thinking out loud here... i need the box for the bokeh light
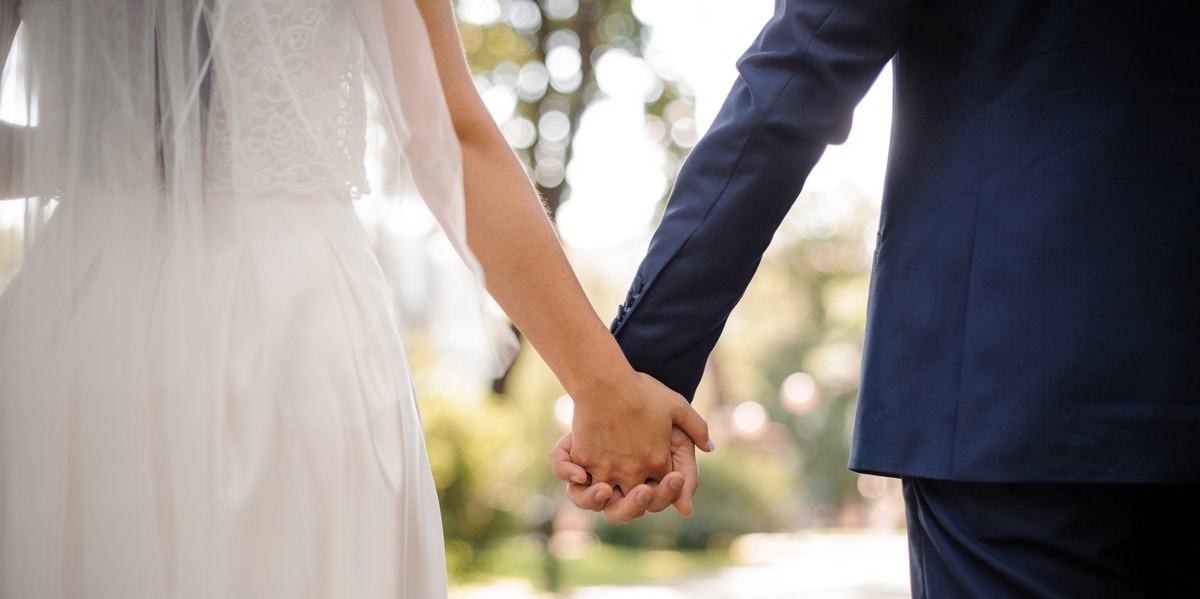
[780,372,820,414]
[731,400,768,439]
[480,82,517,122]
[554,394,573,430]
[506,0,542,33]
[595,48,662,103]
[517,61,549,101]
[557,98,665,248]
[500,117,537,149]
[537,110,571,143]
[545,29,582,93]
[542,0,579,22]
[456,0,502,25]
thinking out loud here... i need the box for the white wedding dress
[0,1,494,597]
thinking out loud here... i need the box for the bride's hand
[566,371,708,496]
[552,425,705,523]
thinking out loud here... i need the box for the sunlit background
[0,0,909,596]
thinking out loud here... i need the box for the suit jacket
[610,0,1200,482]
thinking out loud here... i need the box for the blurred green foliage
[478,536,734,588]
[419,384,524,578]
[594,446,800,550]
[408,335,569,583]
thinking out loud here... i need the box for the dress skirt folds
[1,192,448,598]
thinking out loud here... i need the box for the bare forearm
[410,0,711,499]
[458,125,635,396]
[411,0,636,398]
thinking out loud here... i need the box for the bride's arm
[404,0,712,504]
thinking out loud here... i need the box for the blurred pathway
[455,531,911,599]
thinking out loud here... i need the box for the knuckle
[646,453,670,473]
[588,465,612,482]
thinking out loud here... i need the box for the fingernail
[594,490,610,503]
[569,475,583,484]
[706,439,716,452]
[636,489,650,506]
[669,477,683,491]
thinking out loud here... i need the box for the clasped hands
[550,371,712,524]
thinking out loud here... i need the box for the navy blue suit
[611,0,1199,483]
[610,0,1200,593]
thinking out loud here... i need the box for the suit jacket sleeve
[610,0,922,399]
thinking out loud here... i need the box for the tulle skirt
[0,192,447,598]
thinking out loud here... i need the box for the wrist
[558,344,640,410]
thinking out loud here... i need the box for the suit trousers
[903,478,1200,598]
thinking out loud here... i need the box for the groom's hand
[565,371,709,496]
[551,426,705,523]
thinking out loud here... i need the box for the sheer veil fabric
[0,0,513,596]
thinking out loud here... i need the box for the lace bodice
[205,0,371,199]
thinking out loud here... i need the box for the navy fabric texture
[903,479,1200,597]
[610,0,1200,482]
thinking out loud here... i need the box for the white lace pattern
[205,0,371,199]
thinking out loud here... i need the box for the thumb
[671,398,713,453]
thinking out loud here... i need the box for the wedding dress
[0,1,509,597]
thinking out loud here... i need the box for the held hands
[552,426,704,523]
[551,372,713,524]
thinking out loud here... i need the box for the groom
[559,0,1200,595]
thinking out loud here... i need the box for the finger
[671,398,714,454]
[565,481,614,512]
[644,472,685,513]
[672,467,698,517]
[610,457,670,495]
[550,434,590,484]
[670,430,700,517]
[602,484,653,525]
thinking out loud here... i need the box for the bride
[0,0,708,596]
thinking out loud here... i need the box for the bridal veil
[1,0,515,596]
